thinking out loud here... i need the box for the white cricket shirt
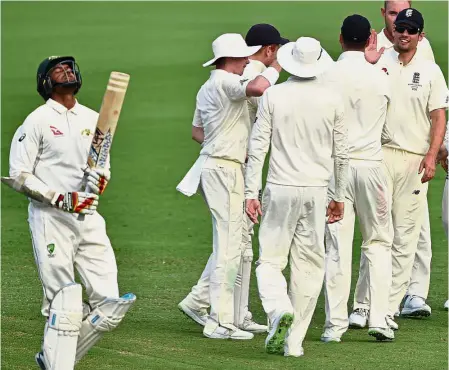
[324,51,390,161]
[379,49,449,156]
[245,77,349,199]
[243,59,267,124]
[377,28,435,62]
[9,99,99,194]
[192,69,252,164]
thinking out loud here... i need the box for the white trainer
[385,315,399,330]
[401,295,431,317]
[320,335,341,343]
[349,308,369,328]
[178,300,209,326]
[444,300,449,310]
[368,327,395,341]
[284,347,304,357]
[203,323,254,340]
[239,312,268,333]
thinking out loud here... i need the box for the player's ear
[418,32,424,41]
[339,34,344,47]
[381,7,386,17]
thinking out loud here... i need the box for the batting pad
[43,283,83,370]
[76,293,136,362]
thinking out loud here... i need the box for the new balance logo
[50,126,63,136]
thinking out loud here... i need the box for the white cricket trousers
[28,203,119,317]
[256,183,327,353]
[198,157,244,329]
[354,205,431,310]
[324,161,392,337]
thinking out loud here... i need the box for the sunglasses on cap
[395,25,420,35]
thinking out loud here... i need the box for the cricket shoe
[35,351,46,370]
[265,311,294,355]
[349,308,369,328]
[239,312,268,334]
[444,300,449,310]
[401,295,431,318]
[284,347,304,357]
[368,327,395,341]
[320,333,341,343]
[203,323,253,340]
[178,300,209,326]
[385,315,399,331]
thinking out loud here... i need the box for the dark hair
[342,39,368,50]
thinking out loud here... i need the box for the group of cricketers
[177,0,449,357]
[2,0,448,368]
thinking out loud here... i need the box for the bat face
[87,71,130,169]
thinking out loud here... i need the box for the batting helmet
[36,56,82,101]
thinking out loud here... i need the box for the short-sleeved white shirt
[377,28,435,62]
[9,99,99,193]
[192,69,251,164]
[379,49,449,155]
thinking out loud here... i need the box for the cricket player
[356,8,448,330]
[322,15,394,343]
[176,33,282,340]
[351,0,437,327]
[178,25,288,334]
[245,37,349,357]
[1,56,136,370]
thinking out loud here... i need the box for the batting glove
[85,168,111,195]
[51,192,99,215]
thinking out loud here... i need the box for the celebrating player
[351,0,438,327]
[176,33,281,340]
[359,8,447,330]
[1,56,136,370]
[245,37,349,356]
[322,15,394,343]
[178,25,288,334]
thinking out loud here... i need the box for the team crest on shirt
[81,128,93,137]
[408,72,422,91]
[50,125,64,136]
[47,243,56,257]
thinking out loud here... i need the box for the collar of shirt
[390,48,419,67]
[248,59,266,70]
[337,51,366,61]
[46,98,79,115]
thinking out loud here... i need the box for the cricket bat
[78,71,130,220]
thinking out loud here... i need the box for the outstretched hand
[365,30,385,65]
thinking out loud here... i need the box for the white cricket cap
[277,37,334,78]
[203,33,262,67]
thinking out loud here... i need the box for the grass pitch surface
[1,2,448,369]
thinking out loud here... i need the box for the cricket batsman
[245,37,349,356]
[351,0,438,327]
[359,8,447,330]
[178,24,288,334]
[1,56,136,369]
[176,33,281,340]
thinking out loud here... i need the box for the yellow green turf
[1,1,448,369]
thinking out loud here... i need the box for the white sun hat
[203,33,262,67]
[277,37,334,78]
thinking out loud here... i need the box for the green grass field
[1,1,448,369]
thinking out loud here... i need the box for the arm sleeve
[428,65,449,112]
[245,92,272,199]
[332,99,349,202]
[192,107,203,128]
[222,74,250,102]
[5,116,54,203]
